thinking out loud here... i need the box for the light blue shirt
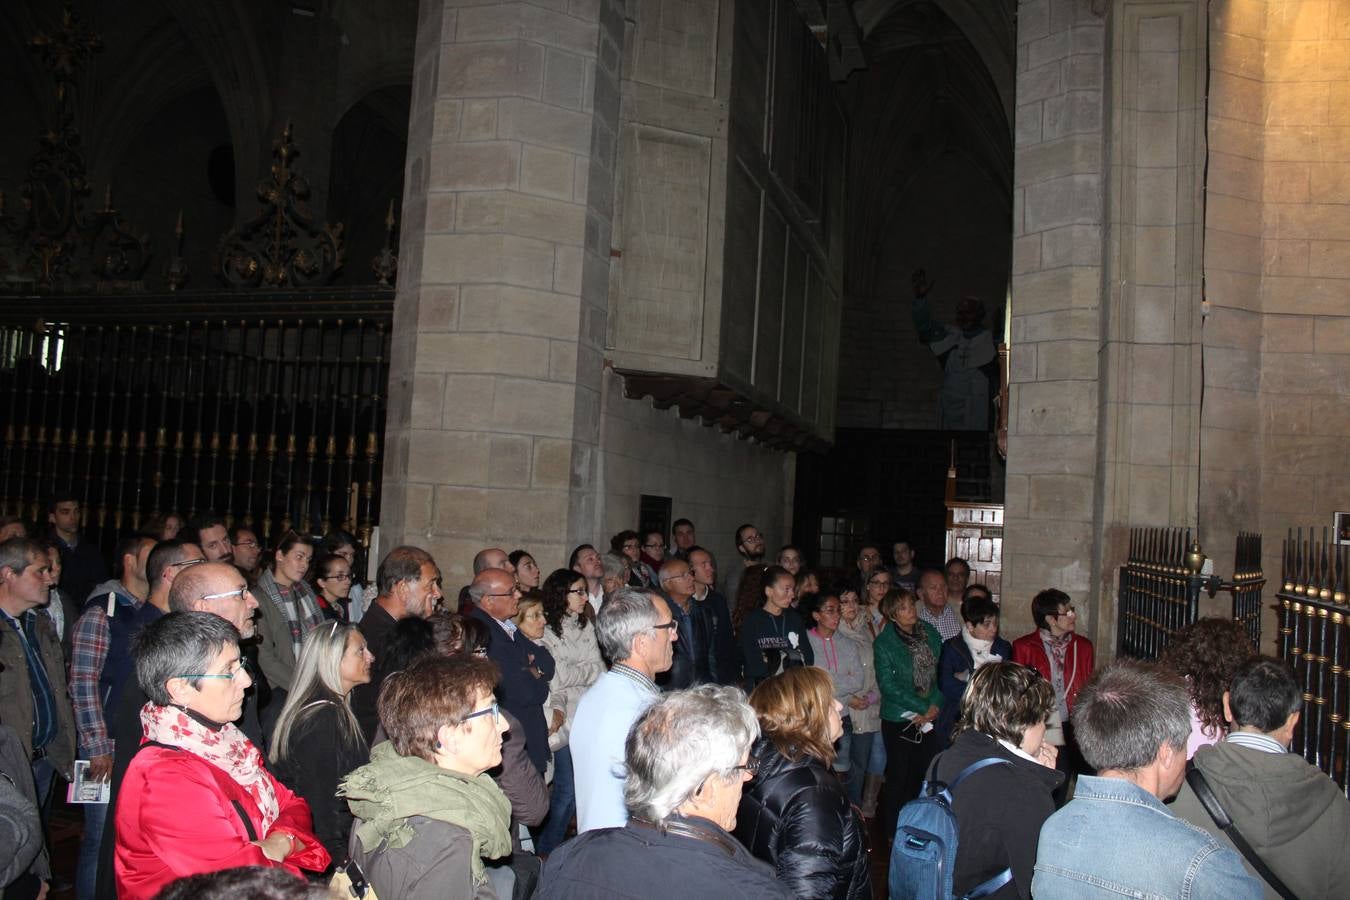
[570,664,659,832]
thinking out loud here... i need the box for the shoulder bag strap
[1185,762,1297,900]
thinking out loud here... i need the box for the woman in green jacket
[873,588,943,838]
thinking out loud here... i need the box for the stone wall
[598,368,793,569]
[1242,0,1350,588]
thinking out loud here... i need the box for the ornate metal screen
[0,291,391,553]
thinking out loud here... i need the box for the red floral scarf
[140,703,280,832]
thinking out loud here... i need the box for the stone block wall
[598,368,792,568]
[1249,0,1350,584]
[1004,0,1110,638]
[1005,0,1350,653]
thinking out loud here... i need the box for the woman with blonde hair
[735,666,871,900]
[269,620,374,868]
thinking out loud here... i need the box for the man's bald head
[167,561,259,638]
[468,567,520,621]
[473,547,512,575]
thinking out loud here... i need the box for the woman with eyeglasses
[269,620,373,870]
[322,531,368,622]
[834,585,885,817]
[310,552,356,623]
[341,655,514,900]
[255,532,325,700]
[533,568,605,854]
[114,612,329,900]
[734,666,871,900]
[913,662,1062,900]
[1011,589,1094,737]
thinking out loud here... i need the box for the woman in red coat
[114,612,329,900]
[1011,589,1094,722]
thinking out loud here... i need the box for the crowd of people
[0,503,1346,899]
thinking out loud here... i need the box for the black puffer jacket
[734,736,871,900]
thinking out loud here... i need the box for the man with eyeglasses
[572,587,676,832]
[94,560,267,899]
[69,534,157,899]
[0,538,78,849]
[656,559,702,690]
[467,567,552,776]
[724,524,766,610]
[687,546,741,686]
[143,540,206,617]
[856,544,883,587]
[228,526,262,580]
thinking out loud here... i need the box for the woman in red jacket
[114,612,329,900]
[1011,589,1094,725]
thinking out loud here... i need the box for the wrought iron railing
[1117,527,1264,660]
[1278,527,1350,794]
[0,290,392,554]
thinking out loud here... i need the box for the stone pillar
[1004,0,1111,637]
[380,0,625,581]
[1006,0,1207,644]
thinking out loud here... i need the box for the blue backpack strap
[948,756,1012,791]
[964,867,1014,899]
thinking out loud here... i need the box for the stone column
[1005,0,1208,644]
[380,0,625,581]
[1004,0,1111,637]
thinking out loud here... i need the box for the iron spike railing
[1277,527,1350,794]
[0,291,392,557]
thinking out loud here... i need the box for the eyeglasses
[322,572,353,581]
[650,622,678,633]
[232,540,259,550]
[1055,606,1077,617]
[644,542,666,551]
[167,558,206,571]
[484,590,520,600]
[663,572,694,581]
[566,587,588,595]
[462,702,499,724]
[199,586,250,604]
[859,553,881,562]
[733,761,758,776]
[175,657,250,682]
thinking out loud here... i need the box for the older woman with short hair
[114,612,328,900]
[875,587,944,836]
[341,655,513,900]
[907,663,1062,900]
[538,685,786,899]
[736,667,871,900]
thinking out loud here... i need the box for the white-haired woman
[538,685,786,899]
[270,620,374,868]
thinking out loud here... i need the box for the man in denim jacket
[1033,662,1262,899]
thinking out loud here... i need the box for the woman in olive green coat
[873,588,943,838]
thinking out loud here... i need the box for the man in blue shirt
[571,587,676,832]
[1033,662,1261,899]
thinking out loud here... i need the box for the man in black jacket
[655,558,702,690]
[688,546,740,685]
[350,545,442,742]
[46,494,107,612]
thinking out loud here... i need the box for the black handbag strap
[1185,762,1296,900]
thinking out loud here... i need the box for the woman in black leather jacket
[735,667,872,900]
